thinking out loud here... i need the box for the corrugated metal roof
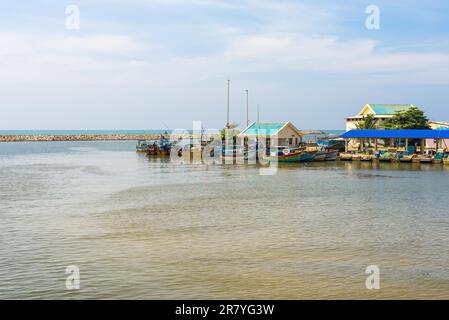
[368,104,413,115]
[341,130,449,139]
[240,122,286,135]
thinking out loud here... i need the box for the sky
[1,0,449,130]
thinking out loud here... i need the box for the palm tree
[355,114,377,149]
[355,114,378,130]
[220,123,240,140]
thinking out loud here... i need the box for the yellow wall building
[345,104,416,131]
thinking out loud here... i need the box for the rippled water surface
[1,141,449,299]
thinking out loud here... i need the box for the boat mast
[245,89,249,126]
[226,80,230,129]
[257,104,260,123]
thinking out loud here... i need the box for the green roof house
[239,121,303,147]
[346,104,416,131]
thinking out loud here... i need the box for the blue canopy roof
[341,130,449,139]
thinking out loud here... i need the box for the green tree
[355,114,378,149]
[384,107,430,129]
[219,123,240,140]
[355,114,378,130]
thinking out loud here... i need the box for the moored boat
[398,151,414,163]
[432,152,445,164]
[379,152,394,162]
[412,155,422,163]
[312,150,328,161]
[339,153,353,161]
[267,147,316,163]
[324,150,339,161]
[137,137,173,156]
[420,154,433,164]
[300,150,318,162]
[147,142,162,155]
[317,139,345,151]
[312,149,339,161]
[399,154,415,163]
[136,140,150,153]
[360,154,372,161]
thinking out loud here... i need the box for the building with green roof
[239,121,303,147]
[346,104,416,131]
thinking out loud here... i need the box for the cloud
[2,28,449,94]
[44,35,145,55]
[0,32,159,88]
[1,0,449,129]
[214,33,449,83]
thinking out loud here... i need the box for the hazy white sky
[1,0,449,130]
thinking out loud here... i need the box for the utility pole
[226,80,230,129]
[245,89,249,126]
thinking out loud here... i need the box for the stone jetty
[0,133,221,142]
[0,134,164,142]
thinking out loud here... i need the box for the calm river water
[1,140,449,299]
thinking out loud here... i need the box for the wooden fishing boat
[432,152,445,164]
[312,149,339,161]
[399,154,415,162]
[379,152,394,162]
[267,147,315,163]
[137,137,173,156]
[317,139,345,151]
[302,150,318,162]
[325,150,339,161]
[398,151,414,163]
[136,140,150,153]
[339,153,353,161]
[360,154,372,161]
[420,154,433,164]
[313,150,328,161]
[147,142,162,155]
[351,154,362,161]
